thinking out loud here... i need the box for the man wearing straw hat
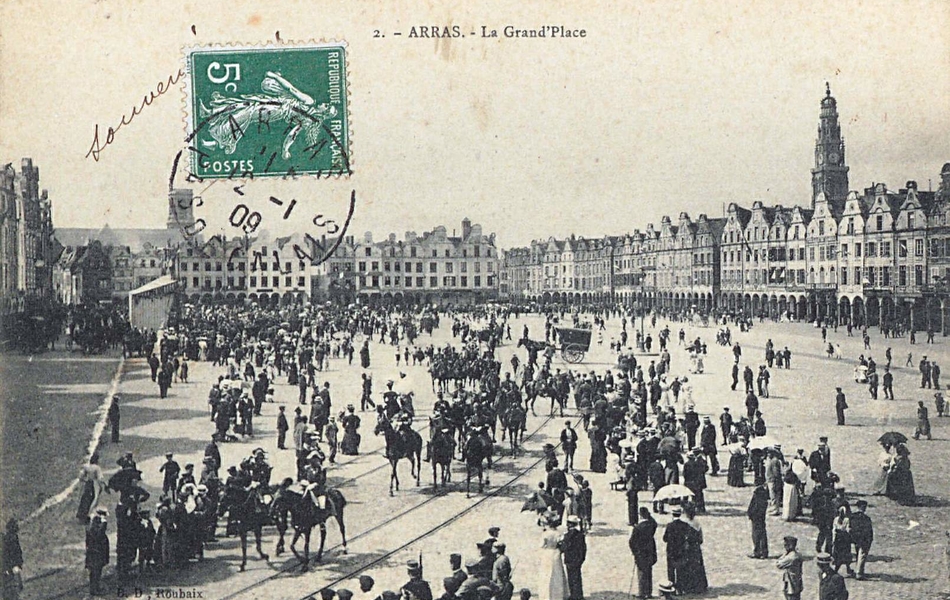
[816,552,849,599]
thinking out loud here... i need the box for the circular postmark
[168,43,357,295]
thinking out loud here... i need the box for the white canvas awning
[128,275,178,330]
[129,275,177,297]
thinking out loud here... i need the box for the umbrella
[653,484,695,502]
[748,435,780,450]
[791,458,810,480]
[878,432,907,446]
[521,491,556,513]
[657,436,681,457]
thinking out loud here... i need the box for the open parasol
[653,484,695,502]
[748,435,780,450]
[521,490,556,513]
[877,431,908,446]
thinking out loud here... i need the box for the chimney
[363,231,373,243]
[462,218,472,239]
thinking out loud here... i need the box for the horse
[516,337,548,353]
[374,418,423,495]
[282,485,347,571]
[462,429,494,498]
[217,483,272,571]
[501,403,527,454]
[430,429,456,488]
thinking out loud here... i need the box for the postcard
[1,1,948,599]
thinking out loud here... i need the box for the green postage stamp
[185,42,350,179]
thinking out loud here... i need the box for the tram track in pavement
[219,413,559,600]
[40,413,436,600]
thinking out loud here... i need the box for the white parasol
[653,484,695,502]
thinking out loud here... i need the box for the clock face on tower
[829,152,839,165]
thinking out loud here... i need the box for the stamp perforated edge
[179,39,353,181]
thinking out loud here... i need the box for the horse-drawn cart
[555,327,593,363]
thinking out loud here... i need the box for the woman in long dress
[886,444,916,505]
[77,453,106,523]
[781,465,801,521]
[680,505,709,593]
[727,441,748,487]
[538,512,568,600]
[588,425,607,473]
[872,443,892,495]
[831,507,855,576]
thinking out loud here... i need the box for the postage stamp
[184,42,350,179]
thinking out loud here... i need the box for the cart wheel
[562,344,585,364]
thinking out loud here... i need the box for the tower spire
[811,83,849,209]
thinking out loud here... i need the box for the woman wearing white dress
[538,511,568,600]
[872,442,892,495]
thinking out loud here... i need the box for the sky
[1,0,948,249]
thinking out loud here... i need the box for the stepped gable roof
[706,217,727,240]
[732,205,752,228]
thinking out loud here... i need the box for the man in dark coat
[719,407,733,445]
[85,509,110,596]
[560,421,578,470]
[147,353,160,381]
[682,450,708,513]
[849,500,874,580]
[683,406,700,449]
[816,552,849,599]
[745,391,759,421]
[252,372,268,416]
[159,453,180,500]
[919,356,931,389]
[276,406,289,449]
[629,507,657,600]
[882,368,894,399]
[400,559,433,600]
[809,439,832,485]
[561,516,587,600]
[699,416,719,474]
[747,482,770,559]
[743,366,755,394]
[662,506,691,590]
[108,396,121,443]
[834,388,848,425]
[625,467,640,526]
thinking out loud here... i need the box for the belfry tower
[811,82,850,211]
[167,189,195,231]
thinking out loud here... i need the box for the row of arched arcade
[515,290,950,334]
[185,291,308,306]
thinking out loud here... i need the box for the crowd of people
[10,296,943,600]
